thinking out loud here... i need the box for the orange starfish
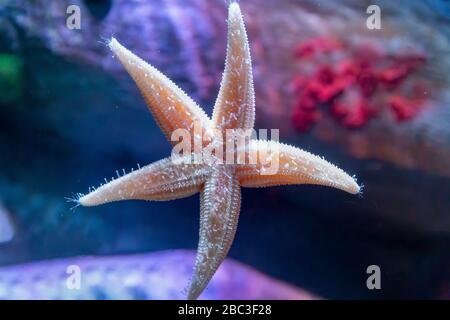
[76,3,360,300]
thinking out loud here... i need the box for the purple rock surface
[0,250,317,300]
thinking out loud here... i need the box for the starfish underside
[78,3,360,300]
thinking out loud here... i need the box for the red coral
[341,101,376,129]
[389,95,424,121]
[294,37,343,59]
[290,37,428,132]
[357,69,378,98]
[292,107,321,132]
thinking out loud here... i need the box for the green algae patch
[0,54,24,105]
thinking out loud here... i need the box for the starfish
[76,2,360,300]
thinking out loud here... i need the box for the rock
[0,250,317,300]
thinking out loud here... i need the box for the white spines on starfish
[79,157,208,206]
[236,140,360,194]
[109,38,213,145]
[212,2,255,133]
[187,166,241,300]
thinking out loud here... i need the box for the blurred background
[0,0,449,299]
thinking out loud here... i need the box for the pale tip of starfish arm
[306,166,361,196]
[76,177,133,207]
[342,175,361,195]
[64,192,101,210]
[108,38,129,62]
[77,193,95,207]
[317,159,361,195]
[108,38,129,61]
[229,1,241,15]
[77,184,115,207]
[228,2,245,28]
[108,37,119,52]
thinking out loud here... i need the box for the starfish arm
[109,38,212,145]
[78,157,208,206]
[236,140,361,194]
[187,166,241,300]
[212,3,255,132]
